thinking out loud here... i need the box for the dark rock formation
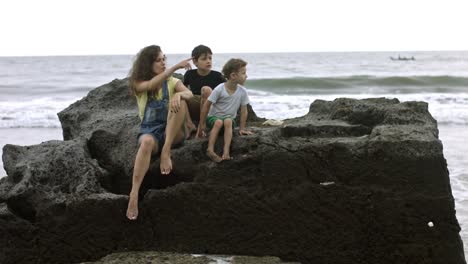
[0,78,465,264]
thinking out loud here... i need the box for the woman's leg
[127,135,158,220]
[160,100,188,174]
[222,118,233,160]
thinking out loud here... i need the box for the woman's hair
[222,58,247,80]
[128,45,161,94]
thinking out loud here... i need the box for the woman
[126,45,193,220]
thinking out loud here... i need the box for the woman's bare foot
[160,151,172,175]
[126,191,138,220]
[206,149,222,163]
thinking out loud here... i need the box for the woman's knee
[139,135,156,151]
[180,100,189,112]
[201,86,212,98]
[168,100,188,119]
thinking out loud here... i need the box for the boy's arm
[197,100,212,138]
[239,105,254,135]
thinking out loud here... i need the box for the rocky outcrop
[0,78,465,264]
[80,251,299,264]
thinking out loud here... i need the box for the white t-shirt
[207,83,250,119]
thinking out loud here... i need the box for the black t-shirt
[183,70,226,95]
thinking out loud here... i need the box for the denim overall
[138,81,169,151]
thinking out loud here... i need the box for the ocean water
[0,51,467,257]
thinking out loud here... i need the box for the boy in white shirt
[198,58,254,162]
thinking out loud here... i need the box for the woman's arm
[174,80,193,101]
[133,58,192,94]
[169,80,193,113]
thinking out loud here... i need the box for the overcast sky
[1,0,467,56]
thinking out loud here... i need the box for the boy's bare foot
[185,122,197,140]
[206,149,222,163]
[222,153,233,160]
[126,191,138,220]
[160,152,172,175]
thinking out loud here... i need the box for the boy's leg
[160,101,187,175]
[200,86,213,112]
[127,135,158,220]
[206,118,223,163]
[222,118,233,160]
[196,87,213,139]
[185,96,199,139]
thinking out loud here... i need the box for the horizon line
[1,49,468,58]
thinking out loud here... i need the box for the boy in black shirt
[183,45,226,138]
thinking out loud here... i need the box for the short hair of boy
[222,59,247,80]
[191,45,213,60]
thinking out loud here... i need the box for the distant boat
[390,55,415,61]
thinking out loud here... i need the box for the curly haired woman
[126,45,193,220]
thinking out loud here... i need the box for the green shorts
[206,116,237,130]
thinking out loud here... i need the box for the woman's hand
[175,57,193,71]
[170,93,181,113]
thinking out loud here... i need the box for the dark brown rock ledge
[0,78,465,264]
